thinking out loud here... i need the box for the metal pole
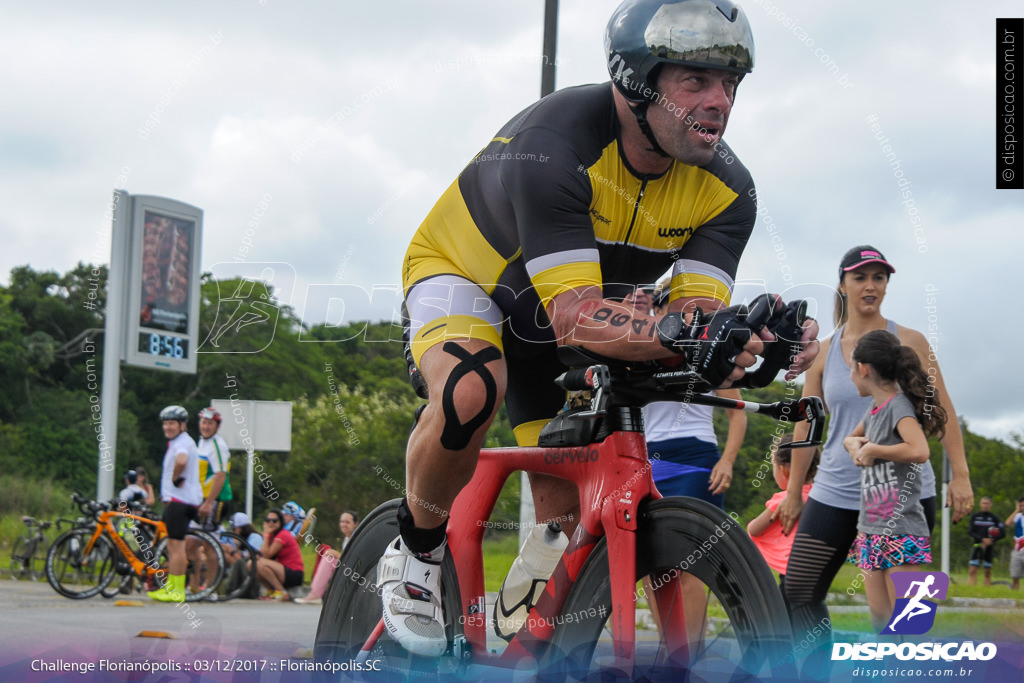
[541,0,559,97]
[97,191,129,500]
[247,400,255,520]
[520,0,561,547]
[941,451,950,576]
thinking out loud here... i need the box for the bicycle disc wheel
[46,529,118,599]
[314,499,465,677]
[540,497,793,681]
[215,531,258,602]
[30,537,49,581]
[154,529,226,602]
[10,537,28,580]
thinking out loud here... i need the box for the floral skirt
[848,532,931,571]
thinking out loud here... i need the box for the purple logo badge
[883,571,949,635]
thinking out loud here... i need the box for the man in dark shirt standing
[968,496,1004,586]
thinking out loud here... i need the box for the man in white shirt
[148,405,203,602]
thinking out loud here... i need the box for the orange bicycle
[45,493,224,601]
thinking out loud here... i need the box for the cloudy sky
[2,1,1021,443]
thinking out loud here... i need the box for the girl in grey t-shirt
[843,330,947,633]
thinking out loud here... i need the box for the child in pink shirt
[748,435,820,583]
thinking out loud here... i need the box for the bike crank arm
[355,619,386,664]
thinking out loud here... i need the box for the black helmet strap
[630,100,670,158]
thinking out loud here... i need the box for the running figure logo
[884,571,949,635]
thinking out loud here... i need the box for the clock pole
[97,190,131,500]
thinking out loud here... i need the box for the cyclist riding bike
[381,0,819,656]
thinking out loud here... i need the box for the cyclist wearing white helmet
[384,0,819,656]
[149,405,202,603]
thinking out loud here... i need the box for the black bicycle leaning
[10,516,53,581]
[213,530,260,601]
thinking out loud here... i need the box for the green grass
[830,609,1024,640]
[480,534,1024,606]
[830,563,1024,601]
[482,532,520,592]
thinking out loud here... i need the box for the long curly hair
[852,330,946,439]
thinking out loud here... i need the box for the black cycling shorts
[199,501,231,531]
[163,501,199,540]
[282,567,304,589]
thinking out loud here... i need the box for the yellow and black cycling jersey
[402,82,756,444]
[404,81,755,346]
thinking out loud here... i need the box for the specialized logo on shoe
[884,571,948,635]
[406,585,431,602]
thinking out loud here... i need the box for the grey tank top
[809,321,936,510]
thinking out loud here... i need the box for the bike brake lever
[554,365,610,417]
[775,396,826,448]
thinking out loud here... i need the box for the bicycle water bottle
[493,521,568,641]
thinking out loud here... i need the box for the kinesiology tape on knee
[398,498,448,555]
[439,342,501,451]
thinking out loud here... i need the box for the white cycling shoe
[377,536,447,657]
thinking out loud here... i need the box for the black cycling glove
[657,304,754,389]
[657,294,810,389]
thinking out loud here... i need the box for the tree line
[1,263,1022,566]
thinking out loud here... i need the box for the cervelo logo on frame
[885,570,948,635]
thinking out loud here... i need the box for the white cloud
[2,0,1021,442]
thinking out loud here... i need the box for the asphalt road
[7,578,1020,683]
[0,579,324,681]
[0,579,659,683]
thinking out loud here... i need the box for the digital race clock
[137,332,189,360]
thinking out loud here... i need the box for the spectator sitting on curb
[282,501,305,535]
[296,510,360,605]
[222,512,263,599]
[256,508,304,601]
[227,512,263,555]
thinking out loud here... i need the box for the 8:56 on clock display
[138,332,189,359]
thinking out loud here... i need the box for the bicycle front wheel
[154,529,226,602]
[30,537,49,581]
[46,529,117,599]
[100,573,134,599]
[541,497,793,681]
[314,499,464,675]
[10,537,29,580]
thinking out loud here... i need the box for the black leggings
[783,496,937,643]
